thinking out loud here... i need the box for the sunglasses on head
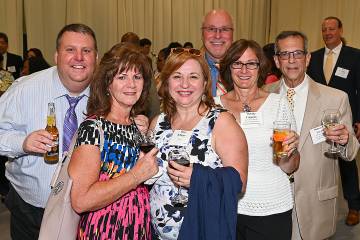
[170,47,201,56]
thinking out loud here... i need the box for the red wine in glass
[140,143,155,153]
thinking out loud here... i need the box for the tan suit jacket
[263,77,359,239]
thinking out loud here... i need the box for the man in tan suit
[263,31,359,239]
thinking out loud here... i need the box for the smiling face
[322,18,343,49]
[202,10,233,62]
[230,48,259,91]
[168,59,206,109]
[274,36,311,88]
[55,31,97,94]
[108,67,144,109]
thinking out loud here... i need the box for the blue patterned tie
[63,94,84,152]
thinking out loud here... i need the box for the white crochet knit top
[214,93,293,216]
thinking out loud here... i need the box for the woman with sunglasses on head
[216,39,300,239]
[148,48,248,240]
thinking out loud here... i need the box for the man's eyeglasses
[202,26,234,34]
[170,48,201,56]
[276,50,306,60]
[231,61,260,70]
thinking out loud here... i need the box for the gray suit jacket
[263,77,359,239]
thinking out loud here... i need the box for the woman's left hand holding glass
[278,130,300,174]
[167,161,193,188]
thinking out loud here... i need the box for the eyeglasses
[276,50,306,60]
[231,61,260,70]
[202,26,234,34]
[170,48,201,56]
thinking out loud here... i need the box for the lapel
[317,48,326,83]
[298,79,321,150]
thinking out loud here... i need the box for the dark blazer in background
[6,52,23,79]
[307,45,360,123]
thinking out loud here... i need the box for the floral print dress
[75,117,151,240]
[150,108,225,240]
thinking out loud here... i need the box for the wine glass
[135,130,156,153]
[321,109,340,154]
[168,148,190,206]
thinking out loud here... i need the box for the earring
[201,94,206,101]
[106,92,110,96]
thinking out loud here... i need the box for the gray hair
[274,31,308,54]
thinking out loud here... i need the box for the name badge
[168,130,192,146]
[310,126,326,144]
[335,67,349,79]
[7,66,16,73]
[240,112,263,128]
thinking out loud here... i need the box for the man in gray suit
[263,31,359,239]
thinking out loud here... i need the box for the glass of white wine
[321,109,340,154]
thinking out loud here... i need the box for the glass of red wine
[136,130,156,153]
[168,149,190,206]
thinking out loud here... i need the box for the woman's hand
[278,130,300,174]
[167,161,193,188]
[131,148,159,184]
[134,115,149,133]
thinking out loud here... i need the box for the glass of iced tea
[273,121,291,163]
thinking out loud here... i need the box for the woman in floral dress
[148,48,249,239]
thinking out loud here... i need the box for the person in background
[262,43,282,85]
[149,48,248,239]
[183,42,194,49]
[217,39,299,239]
[21,56,51,76]
[68,43,158,240]
[263,30,359,240]
[140,38,152,56]
[0,54,14,96]
[0,32,23,79]
[201,9,234,97]
[0,23,98,240]
[121,32,140,46]
[307,16,360,226]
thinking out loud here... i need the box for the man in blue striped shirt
[0,23,97,240]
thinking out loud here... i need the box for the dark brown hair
[158,50,215,122]
[220,39,270,90]
[87,43,153,117]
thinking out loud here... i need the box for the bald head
[202,9,233,62]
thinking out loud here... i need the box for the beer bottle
[44,102,59,163]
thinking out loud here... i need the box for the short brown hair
[220,39,270,90]
[158,50,215,122]
[56,23,97,51]
[87,43,153,117]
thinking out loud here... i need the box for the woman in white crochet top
[215,39,300,240]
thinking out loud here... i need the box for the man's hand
[22,130,55,154]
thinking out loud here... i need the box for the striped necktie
[63,94,84,152]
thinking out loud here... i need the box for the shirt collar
[325,42,342,55]
[52,67,90,99]
[280,74,309,94]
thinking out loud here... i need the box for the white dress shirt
[0,66,89,207]
[279,75,310,134]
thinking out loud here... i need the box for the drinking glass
[168,149,190,206]
[273,121,291,164]
[322,109,340,154]
[135,129,156,153]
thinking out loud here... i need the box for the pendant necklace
[239,88,259,112]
